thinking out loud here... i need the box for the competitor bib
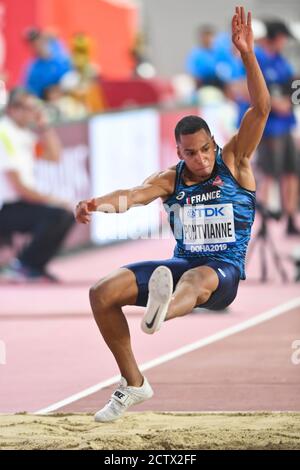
[181,203,236,246]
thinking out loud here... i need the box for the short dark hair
[175,115,211,143]
[198,24,215,35]
[265,21,292,40]
[24,27,42,42]
[7,87,30,108]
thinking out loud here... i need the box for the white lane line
[35,297,300,414]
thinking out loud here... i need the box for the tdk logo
[187,207,225,218]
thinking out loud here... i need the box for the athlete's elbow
[255,97,271,117]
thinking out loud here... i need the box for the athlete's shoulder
[161,165,177,187]
[221,138,256,191]
[143,166,177,196]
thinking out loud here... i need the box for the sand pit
[0,412,299,450]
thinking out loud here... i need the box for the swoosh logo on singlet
[145,307,160,329]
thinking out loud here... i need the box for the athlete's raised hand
[232,6,254,54]
[75,198,97,224]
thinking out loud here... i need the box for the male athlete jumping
[75,7,271,422]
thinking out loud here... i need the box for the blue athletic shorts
[123,257,240,310]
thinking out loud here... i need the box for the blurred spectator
[43,82,89,122]
[131,32,156,79]
[23,28,72,99]
[186,25,222,89]
[69,33,106,113]
[131,32,147,71]
[215,41,245,87]
[72,33,98,82]
[186,26,245,92]
[0,88,74,282]
[242,21,299,235]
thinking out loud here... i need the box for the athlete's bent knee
[196,288,212,306]
[89,279,117,312]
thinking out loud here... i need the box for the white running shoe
[94,376,153,423]
[141,266,173,335]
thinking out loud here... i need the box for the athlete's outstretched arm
[225,7,271,164]
[75,169,175,224]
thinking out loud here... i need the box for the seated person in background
[0,88,74,282]
[43,83,89,122]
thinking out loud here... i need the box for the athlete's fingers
[81,210,91,222]
[232,14,238,31]
[240,6,245,24]
[80,213,91,224]
[75,201,92,224]
[87,198,97,212]
[235,6,240,26]
[79,201,91,215]
[247,11,252,27]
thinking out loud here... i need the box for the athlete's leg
[166,266,219,320]
[89,268,143,387]
[142,260,240,334]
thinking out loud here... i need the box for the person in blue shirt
[75,8,271,422]
[237,21,299,234]
[214,31,246,85]
[186,26,247,91]
[186,25,223,89]
[23,28,72,99]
